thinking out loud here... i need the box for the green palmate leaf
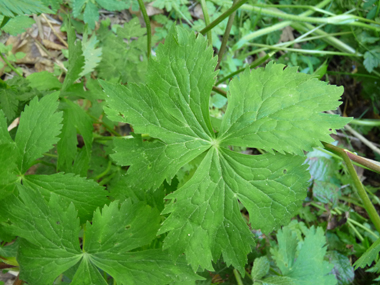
[62,25,85,91]
[0,0,51,17]
[354,237,380,269]
[266,224,336,285]
[101,26,349,271]
[2,186,200,285]
[22,173,108,223]
[57,99,93,176]
[15,93,62,173]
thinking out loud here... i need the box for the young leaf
[101,26,349,271]
[251,256,270,280]
[15,92,62,173]
[80,34,102,77]
[83,1,99,30]
[62,25,85,91]
[2,186,201,284]
[363,49,380,73]
[267,225,336,285]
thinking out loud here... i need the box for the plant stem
[216,0,238,69]
[322,142,380,233]
[350,119,380,126]
[200,0,248,36]
[0,53,22,76]
[347,220,364,241]
[216,53,270,85]
[137,0,151,58]
[246,43,359,57]
[345,124,380,156]
[93,160,112,181]
[212,86,227,97]
[233,269,243,285]
[241,5,380,32]
[200,0,212,46]
[348,218,379,239]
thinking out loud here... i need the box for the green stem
[350,119,380,126]
[338,195,364,208]
[43,153,58,158]
[348,217,379,239]
[212,86,227,97]
[327,71,379,79]
[88,113,121,137]
[247,43,359,57]
[137,0,151,58]
[233,269,243,285]
[347,220,364,241]
[200,0,212,46]
[241,5,380,32]
[216,53,270,85]
[216,0,238,69]
[322,142,380,233]
[93,160,112,181]
[234,0,332,49]
[0,53,22,76]
[200,0,248,36]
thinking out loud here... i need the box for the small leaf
[27,71,61,91]
[251,256,270,280]
[364,50,380,73]
[1,15,35,35]
[354,237,380,269]
[83,1,99,30]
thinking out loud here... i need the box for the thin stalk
[233,269,243,285]
[246,43,359,57]
[347,220,365,241]
[43,152,58,158]
[88,113,121,137]
[323,142,380,233]
[234,0,332,49]
[200,0,212,46]
[137,0,151,58]
[216,0,238,69]
[350,119,380,127]
[241,5,380,32]
[212,86,227,97]
[345,124,380,156]
[348,218,379,239]
[338,196,364,208]
[0,53,22,76]
[93,160,112,181]
[200,0,249,36]
[215,53,271,85]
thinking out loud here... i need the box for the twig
[41,14,68,48]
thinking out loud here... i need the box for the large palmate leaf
[101,26,350,271]
[1,186,200,284]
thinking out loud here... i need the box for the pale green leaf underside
[102,26,349,271]
[2,187,200,285]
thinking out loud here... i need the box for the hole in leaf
[56,221,60,225]
[329,128,332,132]
[126,225,131,230]
[283,169,287,174]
